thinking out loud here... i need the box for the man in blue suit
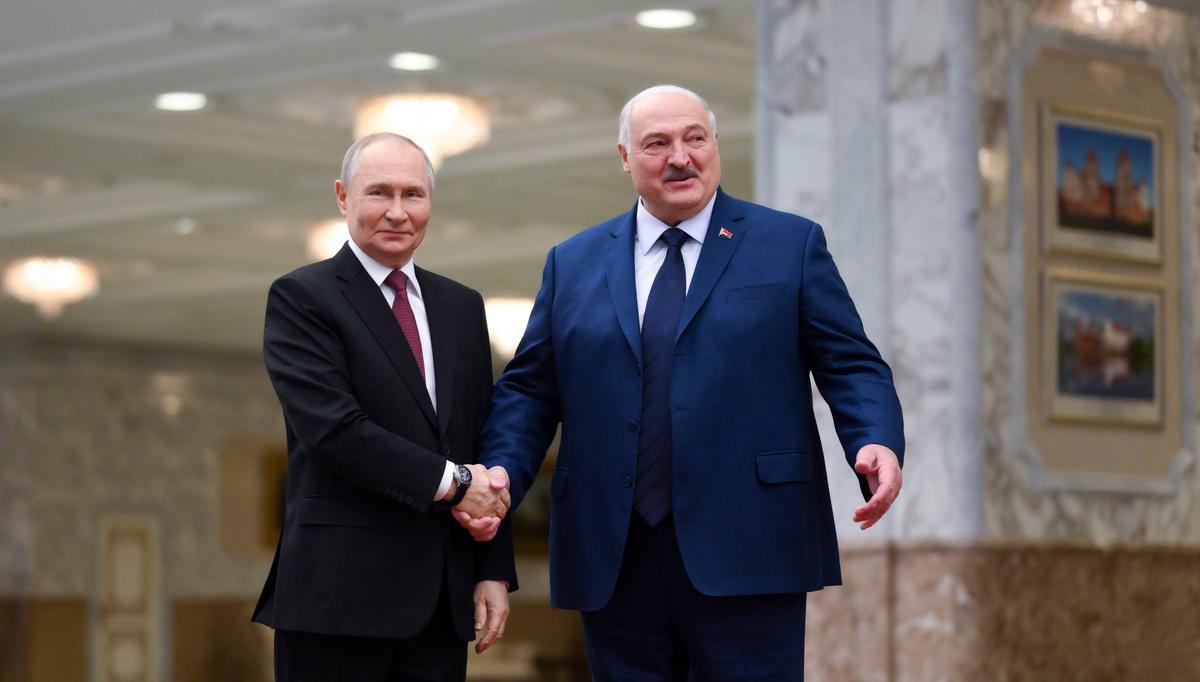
[459,85,905,680]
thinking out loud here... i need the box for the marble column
[756,0,984,541]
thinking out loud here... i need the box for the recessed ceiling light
[174,217,197,235]
[389,52,440,71]
[155,92,207,112]
[635,9,697,30]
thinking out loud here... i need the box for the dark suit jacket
[252,244,517,640]
[481,188,903,611]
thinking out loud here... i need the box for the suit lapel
[677,189,746,341]
[604,206,643,365]
[335,246,438,430]
[417,267,455,438]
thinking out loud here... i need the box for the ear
[617,144,631,174]
[334,179,349,216]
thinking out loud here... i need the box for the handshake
[446,464,511,542]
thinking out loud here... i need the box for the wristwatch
[447,464,472,506]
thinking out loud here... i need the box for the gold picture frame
[1043,269,1164,427]
[1040,105,1162,263]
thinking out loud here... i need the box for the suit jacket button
[440,444,450,456]
[623,475,632,488]
[627,420,638,432]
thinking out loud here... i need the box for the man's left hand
[852,444,902,530]
[472,580,510,654]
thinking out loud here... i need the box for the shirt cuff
[434,461,455,501]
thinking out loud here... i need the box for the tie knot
[383,270,408,293]
[660,228,688,250]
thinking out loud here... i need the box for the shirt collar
[346,239,423,300]
[635,192,716,255]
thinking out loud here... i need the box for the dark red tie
[383,270,425,380]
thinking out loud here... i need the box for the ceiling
[0,0,757,351]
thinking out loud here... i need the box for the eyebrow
[362,182,426,193]
[640,123,708,141]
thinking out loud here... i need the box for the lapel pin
[719,227,733,239]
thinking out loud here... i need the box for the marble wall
[978,0,1200,544]
[0,340,280,600]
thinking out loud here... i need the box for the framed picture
[1044,270,1163,426]
[1042,106,1161,262]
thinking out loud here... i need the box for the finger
[489,466,510,489]
[477,610,500,653]
[854,460,879,475]
[468,516,499,529]
[470,519,501,541]
[473,595,487,632]
[452,510,474,527]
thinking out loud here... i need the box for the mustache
[662,166,699,182]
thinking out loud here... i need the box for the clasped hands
[449,464,511,542]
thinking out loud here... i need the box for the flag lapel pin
[719,227,733,239]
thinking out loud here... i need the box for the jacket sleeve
[469,290,520,591]
[797,223,905,496]
[263,274,447,513]
[479,247,563,509]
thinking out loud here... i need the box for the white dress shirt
[346,239,454,500]
[634,193,716,327]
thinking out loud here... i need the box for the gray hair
[340,132,437,193]
[617,85,718,149]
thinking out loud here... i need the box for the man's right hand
[453,466,510,542]
[448,464,510,521]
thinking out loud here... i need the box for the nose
[385,196,408,222]
[667,140,689,167]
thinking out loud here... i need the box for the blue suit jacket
[482,189,904,611]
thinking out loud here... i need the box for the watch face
[455,465,471,485]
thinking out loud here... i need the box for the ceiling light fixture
[635,9,698,30]
[174,217,197,235]
[389,52,440,71]
[3,256,100,318]
[1069,0,1149,28]
[354,93,490,169]
[307,219,350,260]
[154,92,208,112]
[484,297,535,359]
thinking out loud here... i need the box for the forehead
[629,92,711,136]
[353,140,428,186]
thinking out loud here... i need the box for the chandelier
[1069,0,1149,28]
[307,219,350,260]
[3,256,99,318]
[484,297,534,359]
[354,93,490,169]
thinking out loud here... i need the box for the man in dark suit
[253,132,517,682]
[457,86,905,680]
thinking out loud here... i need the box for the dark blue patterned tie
[635,227,689,527]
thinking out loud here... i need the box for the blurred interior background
[1,1,1198,680]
